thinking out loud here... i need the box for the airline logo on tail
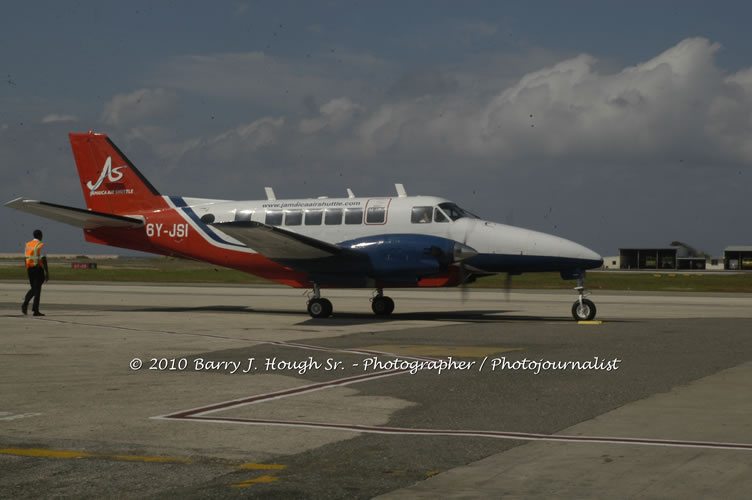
[86,157,131,196]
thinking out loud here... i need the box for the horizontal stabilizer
[211,221,343,260]
[5,198,145,229]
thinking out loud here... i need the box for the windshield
[437,202,480,221]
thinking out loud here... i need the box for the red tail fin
[69,132,163,214]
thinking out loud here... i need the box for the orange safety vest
[25,240,45,269]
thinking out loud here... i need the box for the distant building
[614,246,737,271]
[724,246,752,270]
[603,256,620,269]
[619,246,687,270]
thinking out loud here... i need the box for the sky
[2,1,752,257]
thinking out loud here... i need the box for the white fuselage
[167,194,602,273]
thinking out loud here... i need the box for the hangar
[724,246,752,270]
[618,246,685,270]
[617,246,722,271]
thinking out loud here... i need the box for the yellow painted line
[653,274,662,278]
[237,463,287,470]
[232,475,279,488]
[361,345,524,358]
[578,321,603,325]
[0,447,191,464]
[426,470,441,477]
[0,448,93,459]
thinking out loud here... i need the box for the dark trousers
[24,266,45,313]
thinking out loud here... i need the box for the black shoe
[22,304,28,315]
[33,312,45,317]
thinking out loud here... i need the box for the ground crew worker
[22,229,49,316]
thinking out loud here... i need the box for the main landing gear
[307,283,333,319]
[371,288,395,316]
[571,272,597,321]
[306,285,395,318]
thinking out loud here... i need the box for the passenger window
[344,208,363,225]
[265,210,283,226]
[305,210,323,225]
[234,209,253,222]
[366,207,386,224]
[285,210,302,226]
[324,209,343,225]
[434,208,448,223]
[411,206,433,223]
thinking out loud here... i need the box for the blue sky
[2,1,752,256]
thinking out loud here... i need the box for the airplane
[6,132,603,320]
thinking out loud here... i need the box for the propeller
[455,220,476,303]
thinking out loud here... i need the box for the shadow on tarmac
[100,304,614,325]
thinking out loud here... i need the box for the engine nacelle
[340,234,475,283]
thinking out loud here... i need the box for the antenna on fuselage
[347,188,355,199]
[264,187,276,200]
[395,184,407,197]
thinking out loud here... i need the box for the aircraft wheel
[308,298,333,318]
[372,296,395,316]
[572,299,596,321]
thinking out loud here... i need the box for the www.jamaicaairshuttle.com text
[141,356,622,375]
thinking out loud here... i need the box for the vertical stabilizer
[69,132,162,214]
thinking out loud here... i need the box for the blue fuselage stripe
[466,254,602,273]
[170,196,246,248]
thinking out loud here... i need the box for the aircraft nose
[567,242,603,268]
[527,230,603,269]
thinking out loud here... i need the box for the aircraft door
[365,198,391,225]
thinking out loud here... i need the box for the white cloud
[343,37,752,165]
[101,88,179,126]
[299,98,362,134]
[41,114,77,123]
[139,37,752,173]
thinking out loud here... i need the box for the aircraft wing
[5,198,145,229]
[211,221,347,260]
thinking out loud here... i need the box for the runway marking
[159,416,752,452]
[237,463,287,470]
[232,474,279,488]
[0,447,192,463]
[154,369,408,419]
[0,411,41,421]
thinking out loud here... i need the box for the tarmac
[1,281,752,498]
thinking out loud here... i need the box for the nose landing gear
[571,272,597,321]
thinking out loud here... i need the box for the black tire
[320,298,333,317]
[308,299,332,318]
[572,298,597,321]
[372,296,395,316]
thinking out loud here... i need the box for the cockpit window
[434,208,448,223]
[437,202,479,221]
[411,206,433,223]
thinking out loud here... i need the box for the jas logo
[87,157,126,192]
